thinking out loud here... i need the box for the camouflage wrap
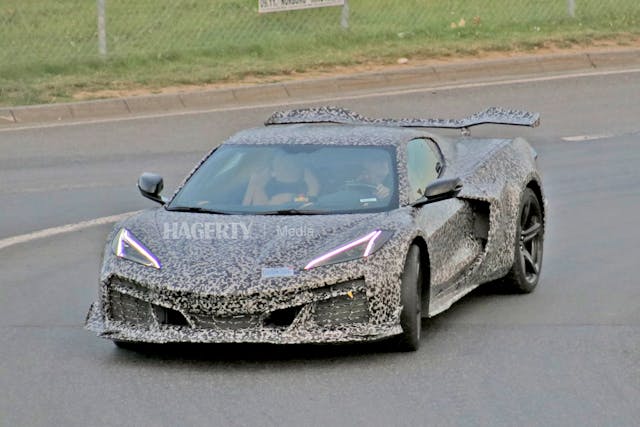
[86,111,545,345]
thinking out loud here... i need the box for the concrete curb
[2,48,639,126]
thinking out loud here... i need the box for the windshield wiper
[166,206,231,215]
[167,206,329,215]
[257,209,329,216]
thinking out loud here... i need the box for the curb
[1,48,639,126]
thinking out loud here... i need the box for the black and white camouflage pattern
[265,106,541,129]
[86,111,545,345]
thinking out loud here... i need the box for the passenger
[243,152,319,206]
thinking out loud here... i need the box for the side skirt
[427,282,481,317]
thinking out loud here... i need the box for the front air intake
[264,306,303,328]
[108,290,154,326]
[314,291,369,326]
[153,305,189,327]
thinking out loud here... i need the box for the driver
[354,157,392,200]
[243,152,319,206]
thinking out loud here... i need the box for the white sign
[261,267,295,278]
[259,0,345,14]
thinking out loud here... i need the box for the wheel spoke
[522,222,541,242]
[522,247,540,274]
[521,200,531,227]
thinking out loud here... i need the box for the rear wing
[265,106,540,132]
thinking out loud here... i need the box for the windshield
[168,144,398,214]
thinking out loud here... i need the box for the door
[406,138,484,310]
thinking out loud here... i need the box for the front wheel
[501,188,544,293]
[395,245,423,351]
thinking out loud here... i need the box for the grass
[1,0,639,106]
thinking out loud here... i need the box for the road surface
[1,68,639,426]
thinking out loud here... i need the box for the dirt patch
[72,37,640,101]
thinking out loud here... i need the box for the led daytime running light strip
[117,229,161,269]
[304,230,381,270]
[364,230,382,257]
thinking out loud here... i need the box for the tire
[500,188,544,293]
[395,245,423,352]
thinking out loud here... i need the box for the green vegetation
[1,0,638,106]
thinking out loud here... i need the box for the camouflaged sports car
[86,106,545,351]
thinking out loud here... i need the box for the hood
[110,208,412,293]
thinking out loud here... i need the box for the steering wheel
[343,182,378,193]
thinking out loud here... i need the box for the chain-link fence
[2,1,638,79]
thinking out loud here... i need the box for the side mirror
[138,173,165,205]
[412,177,463,207]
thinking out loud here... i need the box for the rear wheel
[395,245,423,351]
[501,188,544,293]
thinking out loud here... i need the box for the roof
[225,123,432,147]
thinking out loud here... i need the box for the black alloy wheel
[502,188,544,293]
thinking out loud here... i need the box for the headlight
[111,228,161,269]
[304,230,393,270]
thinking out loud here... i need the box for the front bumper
[86,303,400,344]
[85,276,402,344]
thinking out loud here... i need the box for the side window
[406,138,441,202]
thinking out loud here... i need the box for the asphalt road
[1,69,640,427]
